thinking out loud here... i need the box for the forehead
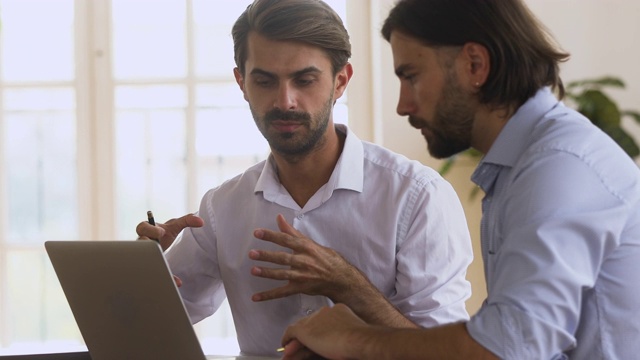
[389,31,440,71]
[244,32,332,75]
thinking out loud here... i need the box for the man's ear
[333,62,353,101]
[460,42,490,89]
[233,67,249,101]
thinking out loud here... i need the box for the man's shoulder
[360,140,441,183]
[529,108,627,162]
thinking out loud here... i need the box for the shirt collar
[482,87,560,167]
[472,87,560,192]
[254,124,364,202]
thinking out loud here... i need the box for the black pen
[147,210,159,242]
[147,210,156,226]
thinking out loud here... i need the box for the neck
[272,125,345,208]
[471,104,515,154]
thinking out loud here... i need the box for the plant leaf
[601,126,640,159]
[566,76,625,91]
[622,110,640,125]
[576,90,621,128]
[438,157,455,176]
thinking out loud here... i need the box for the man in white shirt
[137,0,472,356]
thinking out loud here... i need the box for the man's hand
[249,214,365,303]
[281,304,369,360]
[250,214,416,328]
[135,213,204,251]
[136,213,204,288]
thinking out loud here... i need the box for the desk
[0,353,279,360]
[0,352,90,360]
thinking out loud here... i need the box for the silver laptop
[45,240,278,360]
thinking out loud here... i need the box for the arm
[391,176,473,326]
[250,214,417,328]
[281,304,498,360]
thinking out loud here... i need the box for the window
[0,0,348,354]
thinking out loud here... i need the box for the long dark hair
[381,0,570,108]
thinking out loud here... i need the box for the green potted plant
[564,76,640,158]
[440,76,640,197]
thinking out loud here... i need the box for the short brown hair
[381,0,570,109]
[232,0,351,75]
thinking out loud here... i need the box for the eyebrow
[249,66,322,79]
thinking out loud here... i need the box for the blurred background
[0,0,638,355]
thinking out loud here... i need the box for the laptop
[45,240,278,360]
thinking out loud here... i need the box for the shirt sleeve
[165,189,227,324]
[467,151,626,359]
[393,175,474,326]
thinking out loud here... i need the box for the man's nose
[274,83,297,110]
[396,85,415,116]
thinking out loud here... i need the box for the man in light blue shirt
[465,86,640,359]
[280,0,640,359]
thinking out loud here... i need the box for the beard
[412,73,475,159]
[250,95,333,158]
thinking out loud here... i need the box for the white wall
[355,0,640,314]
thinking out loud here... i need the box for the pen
[147,210,159,242]
[147,210,156,226]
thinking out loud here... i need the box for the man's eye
[255,78,274,87]
[403,74,416,81]
[296,77,315,86]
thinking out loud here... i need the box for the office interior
[0,0,638,356]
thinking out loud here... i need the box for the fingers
[169,213,205,230]
[254,214,309,251]
[281,340,318,360]
[251,284,295,302]
[276,214,304,237]
[253,228,299,250]
[282,339,304,356]
[136,221,165,240]
[136,213,203,239]
[173,275,183,288]
[248,248,294,266]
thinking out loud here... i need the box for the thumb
[182,213,205,228]
[166,213,204,234]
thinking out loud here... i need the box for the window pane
[195,84,269,195]
[112,0,187,80]
[192,0,347,78]
[195,108,267,156]
[195,82,246,108]
[3,88,78,243]
[0,0,75,82]
[115,85,188,239]
[192,0,252,78]
[6,250,81,346]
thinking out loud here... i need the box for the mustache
[408,115,427,129]
[264,109,311,123]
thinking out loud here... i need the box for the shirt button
[305,309,314,315]
[297,213,304,220]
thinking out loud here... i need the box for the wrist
[344,324,387,360]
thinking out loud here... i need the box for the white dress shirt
[466,88,640,359]
[167,124,473,356]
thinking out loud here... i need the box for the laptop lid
[45,240,208,360]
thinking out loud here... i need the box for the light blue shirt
[167,124,473,356]
[466,88,640,359]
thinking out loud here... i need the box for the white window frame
[0,0,375,352]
